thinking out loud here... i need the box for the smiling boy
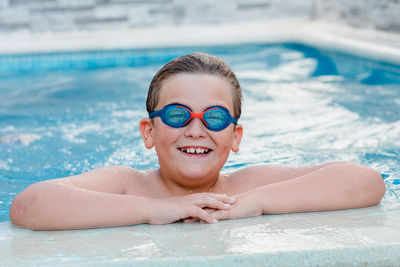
[10,53,386,230]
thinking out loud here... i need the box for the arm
[229,161,344,188]
[212,162,386,220]
[10,166,147,230]
[10,180,150,230]
[10,166,235,230]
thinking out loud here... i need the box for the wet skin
[139,73,243,196]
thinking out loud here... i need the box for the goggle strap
[149,110,160,118]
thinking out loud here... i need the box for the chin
[182,169,211,180]
[179,168,217,183]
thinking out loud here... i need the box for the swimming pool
[0,43,399,223]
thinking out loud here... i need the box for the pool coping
[1,19,400,65]
[1,201,400,266]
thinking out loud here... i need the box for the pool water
[0,44,399,222]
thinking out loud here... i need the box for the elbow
[10,197,25,228]
[348,162,386,206]
[10,194,30,229]
[10,186,43,230]
[365,167,386,206]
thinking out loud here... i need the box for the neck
[157,169,224,197]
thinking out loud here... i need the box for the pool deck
[1,201,400,266]
[1,19,400,65]
[1,20,400,266]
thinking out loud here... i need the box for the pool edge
[1,20,400,65]
[2,204,400,266]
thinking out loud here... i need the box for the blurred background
[0,0,399,34]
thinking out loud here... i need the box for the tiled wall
[0,0,399,33]
[0,0,312,32]
[314,0,400,32]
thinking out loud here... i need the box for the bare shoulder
[53,165,145,194]
[76,165,142,182]
[93,165,159,195]
[124,169,166,197]
[76,166,164,197]
[97,165,142,178]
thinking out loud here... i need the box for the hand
[147,193,236,224]
[208,189,264,221]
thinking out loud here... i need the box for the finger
[190,207,218,224]
[183,217,199,223]
[205,193,236,204]
[217,194,237,204]
[203,208,217,214]
[197,197,232,210]
[211,209,231,221]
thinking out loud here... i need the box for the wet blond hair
[146,53,242,119]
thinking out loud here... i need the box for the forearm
[258,162,385,214]
[10,181,151,230]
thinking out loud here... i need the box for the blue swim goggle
[149,104,238,131]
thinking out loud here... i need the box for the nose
[184,117,207,138]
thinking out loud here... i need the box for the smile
[179,147,211,155]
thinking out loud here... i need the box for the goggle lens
[203,108,229,130]
[164,106,190,126]
[149,104,237,131]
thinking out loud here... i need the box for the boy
[10,53,385,230]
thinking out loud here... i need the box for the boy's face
[140,73,243,187]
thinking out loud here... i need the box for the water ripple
[0,44,399,221]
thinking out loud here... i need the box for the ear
[231,124,243,153]
[139,118,155,149]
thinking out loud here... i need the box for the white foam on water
[0,160,10,170]
[0,133,41,146]
[61,123,102,144]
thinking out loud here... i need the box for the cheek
[212,132,234,152]
[154,123,180,145]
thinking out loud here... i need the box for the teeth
[181,147,209,154]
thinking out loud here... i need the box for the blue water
[1,44,400,222]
